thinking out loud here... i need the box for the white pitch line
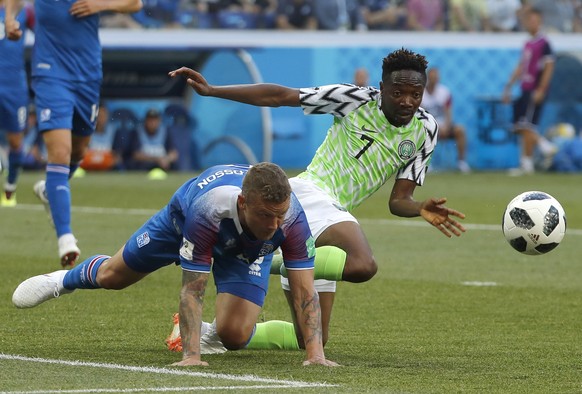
[0,354,336,390]
[10,203,582,235]
[2,385,320,394]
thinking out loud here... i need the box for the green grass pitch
[0,170,581,393]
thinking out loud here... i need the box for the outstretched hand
[303,356,340,367]
[168,67,212,96]
[171,356,209,367]
[420,197,466,237]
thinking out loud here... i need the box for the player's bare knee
[218,329,249,350]
[345,255,377,282]
[361,256,378,280]
[71,147,88,163]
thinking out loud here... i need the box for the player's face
[380,70,426,127]
[238,194,290,241]
[145,116,161,134]
[524,12,542,35]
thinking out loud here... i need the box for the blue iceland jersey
[167,164,315,275]
[32,0,101,81]
[0,4,34,85]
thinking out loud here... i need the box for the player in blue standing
[12,162,339,367]
[0,0,34,207]
[4,0,142,266]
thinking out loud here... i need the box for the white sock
[521,156,534,171]
[537,137,556,155]
[201,321,212,337]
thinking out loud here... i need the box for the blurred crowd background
[100,0,582,34]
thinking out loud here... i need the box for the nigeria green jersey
[298,84,438,211]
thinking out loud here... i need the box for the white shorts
[281,177,358,293]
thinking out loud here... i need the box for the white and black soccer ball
[502,191,567,255]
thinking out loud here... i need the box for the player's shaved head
[242,162,291,205]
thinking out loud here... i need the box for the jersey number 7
[355,134,374,159]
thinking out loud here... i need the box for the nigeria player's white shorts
[280,177,359,292]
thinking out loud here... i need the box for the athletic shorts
[0,84,28,132]
[32,77,100,135]
[280,177,359,292]
[122,207,270,306]
[513,90,544,131]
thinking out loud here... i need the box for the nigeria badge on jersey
[398,140,416,160]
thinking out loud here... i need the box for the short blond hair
[242,162,291,204]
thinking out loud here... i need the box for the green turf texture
[1,170,581,393]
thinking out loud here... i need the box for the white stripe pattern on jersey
[298,84,438,211]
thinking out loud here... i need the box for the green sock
[246,320,299,350]
[280,246,346,281]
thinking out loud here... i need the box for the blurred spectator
[313,0,367,31]
[422,67,471,173]
[255,0,278,28]
[214,0,259,29]
[406,0,445,31]
[360,0,407,30]
[80,104,125,171]
[486,0,521,32]
[126,108,179,171]
[575,1,582,32]
[132,0,183,28]
[174,0,210,28]
[100,12,144,28]
[448,0,489,31]
[276,0,318,30]
[353,67,369,86]
[526,0,578,33]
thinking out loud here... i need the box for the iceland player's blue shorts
[32,77,100,135]
[122,207,271,307]
[0,85,28,132]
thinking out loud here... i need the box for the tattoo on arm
[179,270,208,358]
[300,292,322,346]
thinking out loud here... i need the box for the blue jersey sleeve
[280,205,315,270]
[179,218,217,273]
[178,191,221,272]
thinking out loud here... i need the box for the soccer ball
[502,191,566,255]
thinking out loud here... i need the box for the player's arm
[69,0,142,18]
[172,269,210,367]
[4,0,23,40]
[502,63,523,103]
[389,179,466,237]
[533,58,555,104]
[168,67,301,107]
[286,268,338,367]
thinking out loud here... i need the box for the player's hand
[501,88,511,104]
[171,356,209,367]
[5,18,22,40]
[168,67,213,96]
[70,0,101,18]
[303,356,340,367]
[420,197,466,237]
[532,89,546,104]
